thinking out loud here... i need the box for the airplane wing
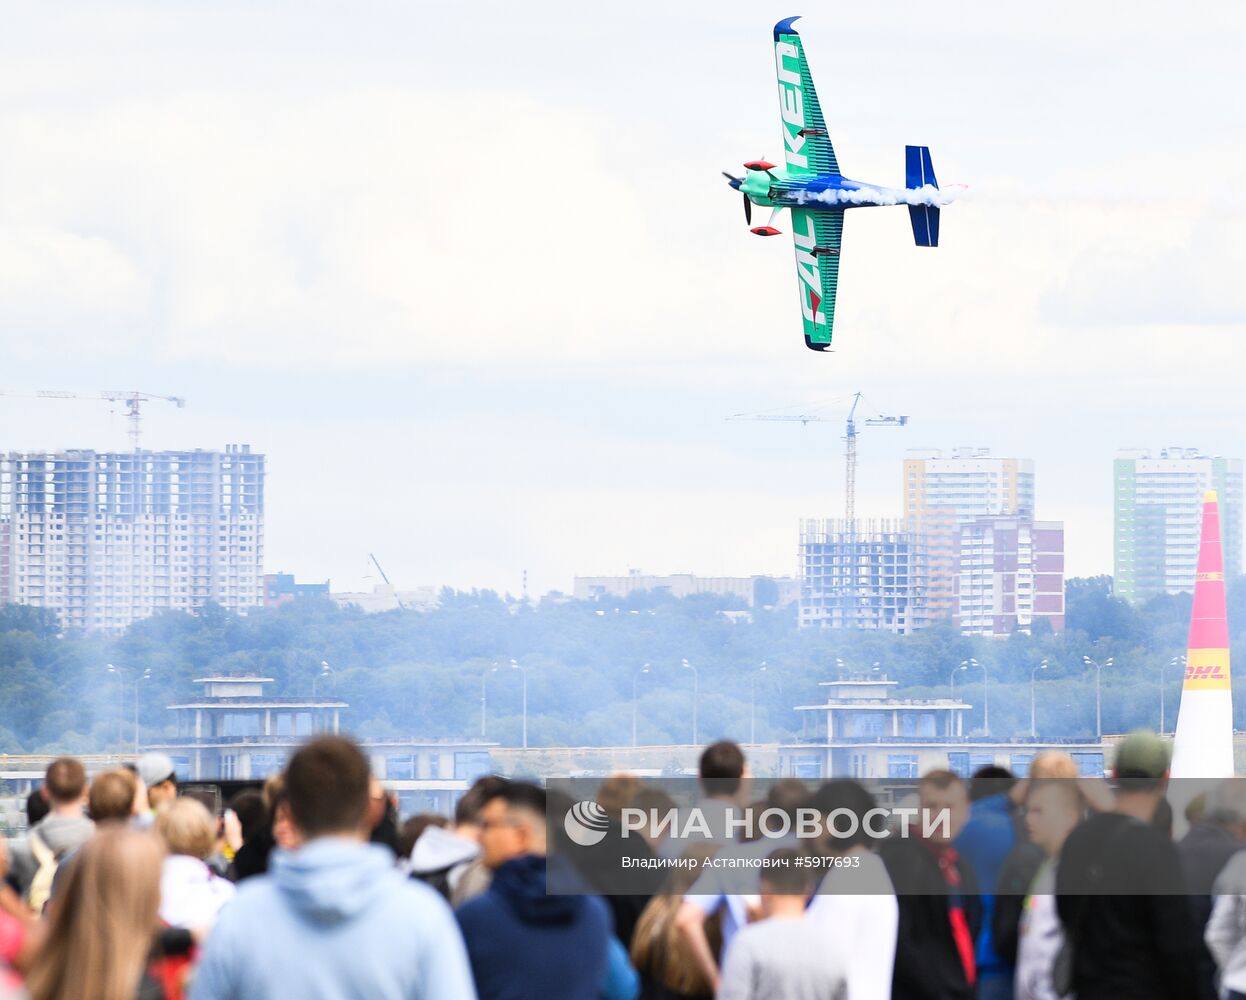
[790,207,843,350]
[773,17,839,177]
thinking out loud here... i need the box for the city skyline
[2,2,1244,600]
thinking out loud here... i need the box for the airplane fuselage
[740,167,937,211]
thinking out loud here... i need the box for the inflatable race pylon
[1170,490,1235,779]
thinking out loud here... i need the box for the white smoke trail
[791,183,960,208]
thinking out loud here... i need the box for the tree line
[0,575,1241,754]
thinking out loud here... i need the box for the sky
[2,1,1245,596]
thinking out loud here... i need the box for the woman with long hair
[25,825,167,1000]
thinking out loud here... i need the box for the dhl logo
[1187,664,1226,681]
[1184,652,1232,690]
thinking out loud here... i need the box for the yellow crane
[0,389,185,450]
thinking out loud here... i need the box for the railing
[787,735,1104,746]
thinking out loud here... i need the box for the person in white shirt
[805,779,898,1000]
[155,798,236,929]
[1014,780,1083,1000]
[676,763,803,994]
[718,847,850,1000]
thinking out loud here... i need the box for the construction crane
[728,392,909,522]
[0,389,186,450]
[368,553,407,610]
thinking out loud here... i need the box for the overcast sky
[2,1,1245,596]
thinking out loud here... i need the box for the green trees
[0,576,1243,752]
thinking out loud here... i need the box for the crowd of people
[3,729,1246,999]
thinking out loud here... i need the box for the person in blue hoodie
[190,735,476,1000]
[954,766,1018,1000]
[456,781,639,1000]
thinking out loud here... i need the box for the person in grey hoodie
[191,735,475,1000]
[7,758,93,905]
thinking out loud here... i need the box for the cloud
[0,85,786,369]
[1039,205,1246,327]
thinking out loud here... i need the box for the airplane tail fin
[905,145,939,247]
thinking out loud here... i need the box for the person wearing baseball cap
[137,752,178,815]
[1054,730,1208,1000]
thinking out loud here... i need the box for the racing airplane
[724,16,956,351]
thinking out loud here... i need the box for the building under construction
[0,446,263,631]
[798,519,927,633]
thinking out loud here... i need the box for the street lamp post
[1030,659,1048,738]
[312,660,334,698]
[135,667,151,755]
[106,664,127,750]
[960,658,985,736]
[950,664,968,738]
[511,659,528,750]
[1083,655,1114,738]
[682,658,699,747]
[750,663,769,745]
[950,663,967,701]
[1163,656,1185,735]
[481,662,498,739]
[632,664,650,748]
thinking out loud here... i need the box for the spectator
[1013,780,1084,1000]
[24,790,49,829]
[805,780,897,1000]
[955,766,1017,1000]
[675,777,806,993]
[397,813,449,861]
[1055,729,1206,1000]
[368,778,400,854]
[717,847,850,1000]
[191,735,475,1000]
[880,769,980,1000]
[631,843,721,1000]
[137,753,178,816]
[180,787,236,878]
[155,798,236,930]
[24,825,169,1000]
[694,742,748,841]
[40,766,143,909]
[1200,781,1246,1000]
[1180,777,1246,995]
[630,787,680,859]
[992,753,1082,967]
[90,769,139,824]
[8,757,94,911]
[456,780,639,1000]
[423,772,505,906]
[0,840,35,987]
[229,775,282,881]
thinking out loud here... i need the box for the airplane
[724,15,957,351]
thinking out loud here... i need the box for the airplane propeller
[721,171,750,224]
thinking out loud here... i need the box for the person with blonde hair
[156,798,236,930]
[25,825,167,1000]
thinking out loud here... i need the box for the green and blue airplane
[724,16,956,351]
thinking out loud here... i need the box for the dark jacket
[1055,811,1208,1000]
[456,854,614,1000]
[880,839,983,1000]
[1178,821,1243,999]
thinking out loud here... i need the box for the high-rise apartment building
[1114,448,1243,603]
[798,519,927,633]
[0,446,263,631]
[903,448,1036,622]
[954,517,1065,637]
